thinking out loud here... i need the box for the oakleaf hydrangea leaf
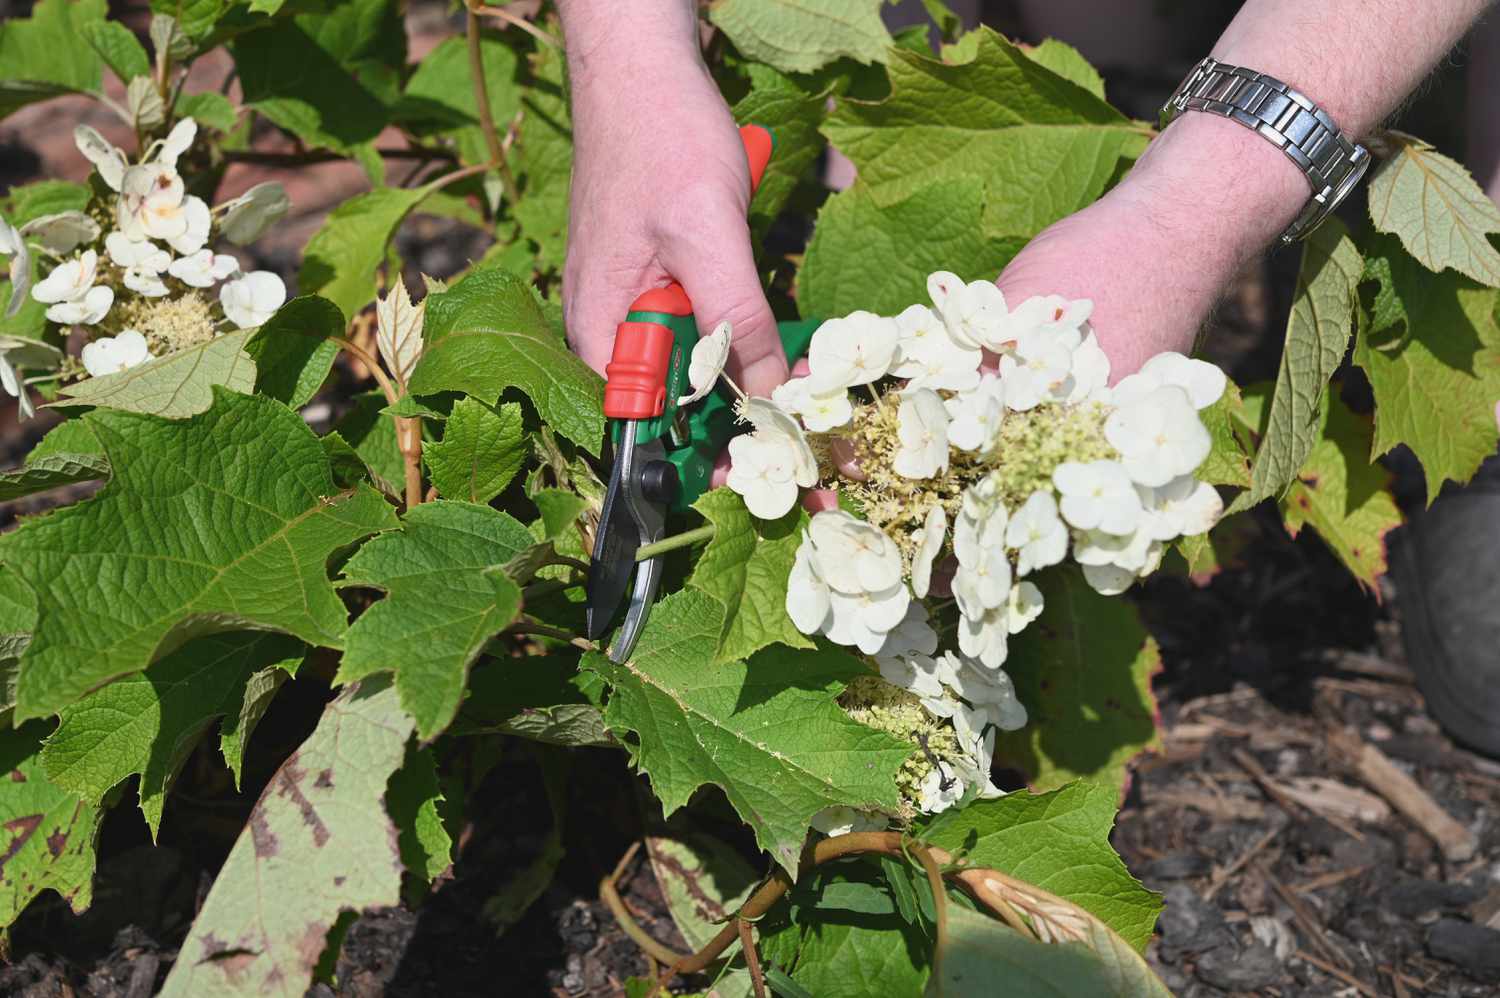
[54,329,257,419]
[0,722,103,929]
[1,389,398,720]
[994,571,1161,794]
[1022,38,1107,99]
[338,501,532,740]
[79,18,151,83]
[1367,131,1500,286]
[512,43,572,272]
[709,0,891,74]
[1281,391,1403,589]
[451,653,610,747]
[0,447,108,502]
[158,679,413,998]
[1193,380,1253,489]
[732,64,830,239]
[386,742,453,887]
[247,296,343,409]
[408,268,605,452]
[688,488,814,663]
[425,398,525,504]
[583,589,910,875]
[399,32,522,168]
[300,187,429,322]
[922,782,1160,951]
[1355,237,1500,499]
[43,632,304,837]
[822,29,1143,234]
[1228,219,1361,514]
[0,0,107,119]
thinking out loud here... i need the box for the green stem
[635,524,716,562]
[466,6,522,208]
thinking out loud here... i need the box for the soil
[3,9,1498,998]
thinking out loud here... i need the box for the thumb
[662,214,788,398]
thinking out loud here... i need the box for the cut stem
[635,524,715,562]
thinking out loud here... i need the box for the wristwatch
[1160,57,1371,244]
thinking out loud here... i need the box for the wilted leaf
[55,330,257,419]
[583,589,910,875]
[126,74,165,129]
[1368,131,1500,286]
[375,278,425,389]
[220,182,290,245]
[44,633,304,836]
[158,680,414,998]
[1,389,398,720]
[338,501,532,740]
[709,0,892,74]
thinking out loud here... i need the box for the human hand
[561,30,788,397]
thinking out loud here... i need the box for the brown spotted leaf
[158,679,414,998]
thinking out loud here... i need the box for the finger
[710,449,731,489]
[561,242,656,378]
[801,489,839,513]
[661,208,788,398]
[790,357,811,379]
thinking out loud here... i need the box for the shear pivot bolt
[639,461,680,506]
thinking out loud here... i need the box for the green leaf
[1,389,398,720]
[0,0,107,119]
[994,571,1161,793]
[646,834,759,952]
[452,654,611,746]
[1195,379,1252,489]
[1281,390,1403,589]
[158,679,414,998]
[43,633,304,836]
[228,0,405,154]
[338,501,531,740]
[1228,218,1361,514]
[927,904,1168,997]
[512,42,572,272]
[731,64,829,239]
[822,29,1144,235]
[53,329,257,419]
[425,398,526,504]
[1355,237,1500,498]
[532,487,590,542]
[709,0,892,74]
[299,187,429,322]
[688,489,814,662]
[220,661,288,788]
[386,741,453,886]
[921,782,1159,950]
[799,177,1024,317]
[0,721,103,929]
[1367,131,1500,286]
[0,449,108,502]
[176,91,238,131]
[80,18,151,83]
[408,268,605,452]
[247,296,343,408]
[582,589,910,875]
[398,32,521,168]
[333,390,406,493]
[1022,38,1106,100]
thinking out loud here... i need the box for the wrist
[558,0,703,92]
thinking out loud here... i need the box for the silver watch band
[1160,57,1371,245]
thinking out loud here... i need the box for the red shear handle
[602,125,773,421]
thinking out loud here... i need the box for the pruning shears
[583,124,817,663]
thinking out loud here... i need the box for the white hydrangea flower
[1006,490,1068,576]
[168,248,239,289]
[1072,526,1163,594]
[999,331,1074,411]
[1064,330,1111,404]
[998,294,1093,346]
[805,310,898,393]
[771,376,852,432]
[945,374,1005,455]
[786,537,832,635]
[678,320,731,406]
[890,302,981,392]
[1136,474,1222,540]
[810,806,889,837]
[958,602,1010,668]
[892,388,950,479]
[118,162,188,242]
[219,270,286,329]
[874,602,940,665]
[877,651,948,702]
[927,271,1008,352]
[123,267,169,297]
[155,117,197,171]
[106,231,170,273]
[33,250,113,325]
[74,125,127,191]
[1081,562,1136,596]
[0,216,29,319]
[1052,459,1142,535]
[1104,384,1211,487]
[952,517,1012,618]
[788,514,913,655]
[1112,351,1227,410]
[807,510,903,595]
[917,766,965,815]
[909,504,946,599]
[80,329,151,377]
[726,432,801,520]
[0,351,32,419]
[824,583,912,655]
[1006,580,1044,634]
[166,195,210,255]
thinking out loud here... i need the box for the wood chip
[1292,865,1370,895]
[1327,727,1478,862]
[1322,649,1414,684]
[1277,777,1391,825]
[1233,748,1365,841]
[1296,949,1379,997]
[1204,824,1281,901]
[1259,862,1352,970]
[1469,884,1500,930]
[1148,787,1265,821]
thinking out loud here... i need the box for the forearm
[556,0,701,86]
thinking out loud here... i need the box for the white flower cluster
[685,271,1227,816]
[0,118,290,411]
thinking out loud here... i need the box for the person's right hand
[561,30,788,398]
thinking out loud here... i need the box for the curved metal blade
[584,431,668,659]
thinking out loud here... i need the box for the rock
[1141,853,1213,882]
[1157,885,1231,960]
[1194,941,1283,991]
[1383,878,1487,919]
[1427,918,1500,975]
